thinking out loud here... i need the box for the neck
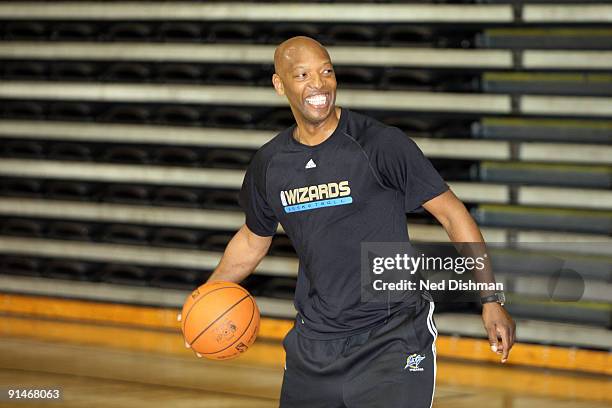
[294,107,341,146]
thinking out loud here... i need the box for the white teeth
[306,94,327,106]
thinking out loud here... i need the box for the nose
[310,72,323,89]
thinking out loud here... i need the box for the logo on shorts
[404,354,426,371]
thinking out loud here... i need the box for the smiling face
[272,37,337,127]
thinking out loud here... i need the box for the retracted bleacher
[0,1,610,347]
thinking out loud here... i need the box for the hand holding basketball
[179,281,260,360]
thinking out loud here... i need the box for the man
[198,36,515,407]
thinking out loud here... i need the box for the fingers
[179,313,201,358]
[498,325,511,363]
[183,339,202,359]
[486,326,499,354]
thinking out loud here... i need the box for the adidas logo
[305,159,317,169]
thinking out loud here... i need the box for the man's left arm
[422,190,516,363]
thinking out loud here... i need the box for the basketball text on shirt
[280,181,352,213]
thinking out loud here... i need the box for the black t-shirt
[239,107,449,339]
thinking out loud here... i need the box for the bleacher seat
[326,25,378,45]
[482,72,612,96]
[106,22,154,42]
[204,149,253,169]
[46,181,91,200]
[47,221,92,241]
[0,218,43,237]
[49,102,93,121]
[2,101,45,119]
[104,63,152,82]
[4,61,47,80]
[506,299,611,328]
[149,267,201,290]
[207,65,258,85]
[0,256,41,277]
[43,259,92,280]
[104,184,151,204]
[157,63,204,83]
[477,28,612,50]
[208,108,256,128]
[99,263,149,286]
[4,140,45,158]
[151,228,203,249]
[5,21,47,40]
[473,117,611,143]
[334,66,377,89]
[155,105,202,125]
[50,62,98,81]
[101,105,151,123]
[472,204,611,234]
[477,161,611,188]
[381,25,434,46]
[209,23,257,43]
[153,146,200,166]
[102,224,150,245]
[152,186,201,207]
[159,22,203,42]
[202,190,240,210]
[258,109,295,129]
[48,143,92,161]
[1,178,42,197]
[102,146,150,164]
[50,22,99,41]
[201,232,233,251]
[271,23,321,43]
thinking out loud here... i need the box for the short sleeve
[238,154,278,236]
[372,128,449,213]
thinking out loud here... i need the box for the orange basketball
[180,281,260,360]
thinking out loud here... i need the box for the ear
[272,73,285,96]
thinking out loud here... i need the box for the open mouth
[305,93,330,109]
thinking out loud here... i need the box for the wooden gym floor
[0,293,609,407]
[0,337,610,408]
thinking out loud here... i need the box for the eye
[295,72,307,79]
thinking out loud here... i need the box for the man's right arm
[206,223,273,284]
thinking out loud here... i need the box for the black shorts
[280,294,437,408]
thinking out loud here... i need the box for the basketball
[180,281,260,360]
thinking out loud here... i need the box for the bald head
[274,36,331,75]
[271,36,337,128]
